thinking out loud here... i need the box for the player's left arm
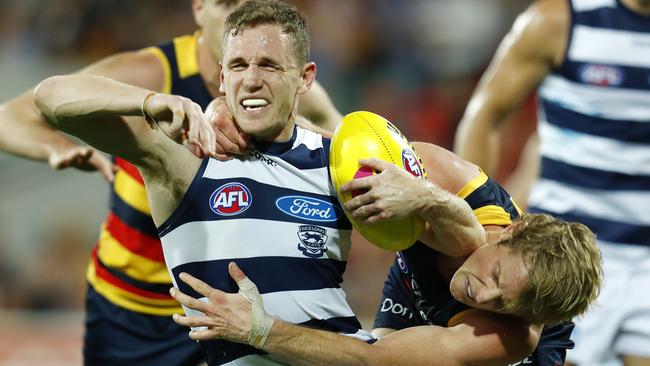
[171,263,541,366]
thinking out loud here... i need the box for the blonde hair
[499,213,602,325]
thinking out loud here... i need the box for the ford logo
[275,195,342,222]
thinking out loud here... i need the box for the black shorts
[84,283,204,366]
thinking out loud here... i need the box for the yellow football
[329,111,426,251]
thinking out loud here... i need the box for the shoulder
[514,0,570,65]
[412,141,480,194]
[518,0,570,36]
[450,309,541,355]
[78,48,167,91]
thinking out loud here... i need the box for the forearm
[0,90,79,161]
[263,321,376,366]
[34,74,149,129]
[418,181,485,257]
[454,101,505,176]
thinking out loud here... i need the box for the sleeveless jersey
[531,0,650,247]
[374,172,575,365]
[87,33,213,315]
[159,126,362,365]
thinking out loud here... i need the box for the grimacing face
[449,242,529,315]
[193,0,243,61]
[219,24,315,141]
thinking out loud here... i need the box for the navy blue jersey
[159,126,366,365]
[374,172,574,366]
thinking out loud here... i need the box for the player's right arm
[33,73,215,225]
[0,48,165,180]
[453,0,568,175]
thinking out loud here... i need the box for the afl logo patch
[276,195,342,222]
[297,225,329,258]
[209,182,252,216]
[402,149,423,178]
[578,64,624,86]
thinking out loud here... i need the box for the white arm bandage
[238,276,275,349]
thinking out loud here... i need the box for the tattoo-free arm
[172,264,540,366]
[0,49,165,180]
[454,0,568,175]
[33,74,214,225]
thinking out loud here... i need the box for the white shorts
[566,242,650,366]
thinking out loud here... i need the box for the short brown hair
[499,213,602,325]
[223,0,310,64]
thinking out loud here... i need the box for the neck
[196,33,222,97]
[621,0,650,15]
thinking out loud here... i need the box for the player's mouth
[241,98,270,113]
[466,278,475,302]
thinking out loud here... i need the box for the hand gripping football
[329,111,426,251]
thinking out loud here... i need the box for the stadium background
[0,0,535,364]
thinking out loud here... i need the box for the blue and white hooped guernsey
[530,0,650,247]
[158,126,363,365]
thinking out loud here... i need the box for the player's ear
[219,62,225,94]
[192,0,205,27]
[297,62,316,95]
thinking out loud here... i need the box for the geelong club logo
[297,225,328,258]
[209,182,252,216]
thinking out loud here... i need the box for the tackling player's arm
[0,48,166,180]
[33,73,214,225]
[172,263,541,366]
[340,141,486,258]
[266,310,539,366]
[453,0,568,175]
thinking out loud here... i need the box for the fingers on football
[344,190,376,211]
[358,158,391,172]
[350,203,382,222]
[340,175,373,193]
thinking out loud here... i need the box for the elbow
[33,75,66,127]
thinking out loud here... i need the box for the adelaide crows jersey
[87,33,213,315]
[159,126,364,365]
[374,172,574,366]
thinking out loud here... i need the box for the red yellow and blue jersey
[87,33,213,315]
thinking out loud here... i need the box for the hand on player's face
[146,93,217,158]
[204,96,251,161]
[170,262,254,343]
[340,158,426,224]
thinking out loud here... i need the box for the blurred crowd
[0,0,534,324]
